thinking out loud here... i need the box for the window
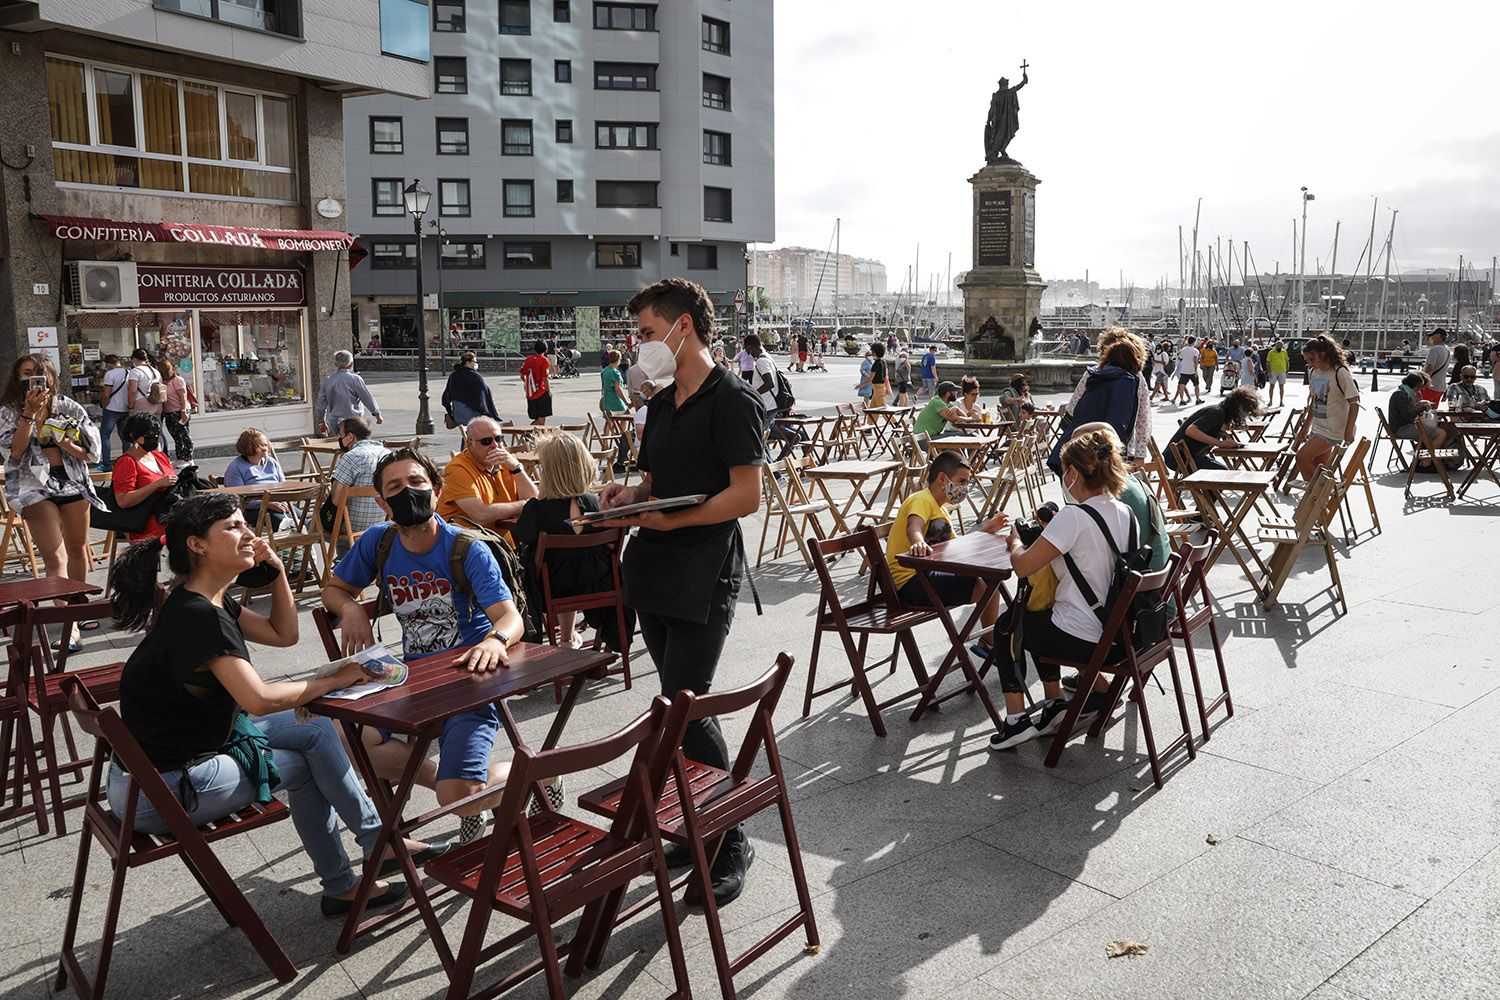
[439,178,471,216]
[433,0,465,31]
[500,59,532,95]
[596,242,641,268]
[703,129,730,165]
[593,3,655,30]
[440,240,486,269]
[556,119,573,143]
[436,117,469,155]
[702,73,730,110]
[594,121,657,149]
[594,62,656,91]
[505,242,552,268]
[688,245,718,269]
[379,0,430,60]
[370,117,403,154]
[554,59,572,83]
[371,241,417,269]
[557,179,574,202]
[499,0,531,33]
[702,16,729,54]
[553,0,569,20]
[597,180,658,208]
[501,119,533,155]
[704,186,732,222]
[155,0,301,37]
[435,56,467,94]
[47,56,298,202]
[372,178,404,216]
[504,179,535,217]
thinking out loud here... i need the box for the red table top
[898,530,1014,578]
[0,576,101,606]
[305,642,614,735]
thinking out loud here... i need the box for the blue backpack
[1047,365,1142,474]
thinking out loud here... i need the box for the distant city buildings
[752,247,887,308]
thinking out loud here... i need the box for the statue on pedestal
[984,62,1029,164]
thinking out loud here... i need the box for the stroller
[556,348,581,378]
[1219,359,1240,392]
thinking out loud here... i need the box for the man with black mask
[321,448,528,846]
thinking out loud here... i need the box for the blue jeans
[99,409,127,468]
[105,712,381,896]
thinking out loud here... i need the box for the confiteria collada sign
[136,264,306,306]
[41,214,357,254]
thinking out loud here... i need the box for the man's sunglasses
[471,435,502,447]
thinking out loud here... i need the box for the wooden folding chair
[1257,469,1346,613]
[803,526,940,737]
[1326,437,1380,542]
[429,697,693,1000]
[0,605,48,831]
[534,528,633,690]
[247,483,327,594]
[1405,418,1461,499]
[1040,557,1197,789]
[974,436,1032,520]
[321,484,381,581]
[757,456,830,568]
[579,655,820,1000]
[54,678,296,998]
[381,436,422,452]
[1372,406,1412,472]
[0,488,40,578]
[1169,532,1233,742]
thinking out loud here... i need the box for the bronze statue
[984,62,1028,164]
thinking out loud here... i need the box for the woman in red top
[111,413,177,541]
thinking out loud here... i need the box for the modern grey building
[343,0,773,358]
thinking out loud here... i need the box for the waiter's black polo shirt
[637,364,764,548]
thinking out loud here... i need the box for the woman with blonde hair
[512,431,633,650]
[224,427,289,529]
[1052,326,1152,470]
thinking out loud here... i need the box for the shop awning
[39,214,365,268]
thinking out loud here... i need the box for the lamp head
[403,179,431,219]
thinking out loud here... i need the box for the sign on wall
[136,264,306,307]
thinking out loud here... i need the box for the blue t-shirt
[224,455,285,489]
[920,351,937,379]
[1227,346,1245,363]
[333,516,512,660]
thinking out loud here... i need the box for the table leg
[907,572,1006,730]
[811,477,851,537]
[1457,435,1500,498]
[1191,487,1270,598]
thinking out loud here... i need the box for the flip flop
[79,620,100,632]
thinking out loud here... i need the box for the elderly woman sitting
[1389,371,1458,449]
[224,428,290,529]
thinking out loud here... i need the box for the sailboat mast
[1361,198,1378,358]
[1376,210,1397,356]
[833,218,841,336]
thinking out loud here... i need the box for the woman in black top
[108,493,436,916]
[441,350,498,428]
[1164,386,1261,472]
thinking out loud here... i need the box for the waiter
[598,278,763,906]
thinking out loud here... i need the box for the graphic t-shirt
[520,354,550,400]
[1307,366,1360,442]
[886,489,952,589]
[333,516,512,660]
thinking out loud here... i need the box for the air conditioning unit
[69,261,139,309]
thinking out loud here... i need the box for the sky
[772,0,1500,293]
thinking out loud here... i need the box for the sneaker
[1060,672,1081,694]
[526,776,566,817]
[1072,690,1112,732]
[455,812,487,847]
[989,715,1039,751]
[662,841,694,870]
[969,640,994,664]
[1034,698,1071,736]
[709,836,756,907]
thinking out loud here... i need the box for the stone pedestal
[958,162,1046,364]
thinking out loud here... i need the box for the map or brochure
[315,643,409,701]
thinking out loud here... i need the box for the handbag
[89,483,157,535]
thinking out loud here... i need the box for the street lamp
[403,179,435,435]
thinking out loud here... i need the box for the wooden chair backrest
[312,597,383,661]
[686,654,794,782]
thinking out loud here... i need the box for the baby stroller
[1219,359,1240,392]
[556,348,581,378]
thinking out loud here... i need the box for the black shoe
[989,715,1039,751]
[662,841,694,870]
[709,838,755,907]
[1061,672,1080,694]
[1072,690,1112,732]
[1034,698,1071,736]
[320,880,408,918]
[377,842,450,879]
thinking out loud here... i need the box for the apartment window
[597,242,642,268]
[378,0,430,60]
[499,0,531,33]
[440,240,486,269]
[439,178,471,216]
[500,59,532,96]
[505,242,552,268]
[702,16,729,54]
[597,180,658,208]
[370,117,403,154]
[46,56,298,202]
[704,186,732,222]
[594,3,655,30]
[556,119,573,143]
[435,56,467,94]
[504,179,535,217]
[687,245,718,270]
[554,59,572,83]
[595,122,657,149]
[372,178,404,216]
[501,119,533,155]
[155,0,301,38]
[433,0,465,31]
[702,73,730,110]
[557,179,574,203]
[702,129,731,165]
[594,62,656,91]
[370,241,417,269]
[436,117,469,155]
[553,0,569,20]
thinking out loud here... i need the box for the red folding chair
[1170,531,1234,742]
[579,653,820,999]
[804,526,940,737]
[429,697,694,1000]
[1040,557,1198,789]
[54,678,296,998]
[0,604,48,831]
[534,527,633,693]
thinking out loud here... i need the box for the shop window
[199,310,306,411]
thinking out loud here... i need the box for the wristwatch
[487,628,511,646]
[505,463,523,475]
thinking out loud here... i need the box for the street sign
[734,290,746,313]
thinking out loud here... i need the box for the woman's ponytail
[109,537,166,631]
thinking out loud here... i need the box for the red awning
[40,214,365,268]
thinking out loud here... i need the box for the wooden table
[898,531,1014,730]
[207,481,319,498]
[1180,469,1277,597]
[1456,423,1500,498]
[0,576,100,607]
[1435,403,1495,422]
[862,405,916,454]
[927,435,996,467]
[1213,440,1287,471]
[306,642,615,971]
[804,459,902,534]
[297,439,343,478]
[511,450,540,479]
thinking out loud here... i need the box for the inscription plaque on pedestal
[1022,191,1035,267]
[977,190,1012,267]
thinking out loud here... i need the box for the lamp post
[404,179,435,435]
[430,220,448,371]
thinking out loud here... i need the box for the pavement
[4,355,1499,1000]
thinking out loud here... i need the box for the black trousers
[163,411,194,462]
[1000,606,1099,694]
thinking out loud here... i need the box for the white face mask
[636,321,686,383]
[1060,469,1080,504]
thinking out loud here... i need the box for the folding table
[804,459,902,534]
[1456,423,1500,498]
[1180,469,1277,598]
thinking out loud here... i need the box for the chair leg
[1165,650,1198,761]
[1131,667,1166,789]
[177,836,296,982]
[838,630,888,738]
[775,786,822,954]
[802,621,825,720]
[532,903,569,999]
[54,814,96,993]
[1178,633,1212,742]
[1325,539,1348,614]
[650,836,695,1000]
[87,840,133,999]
